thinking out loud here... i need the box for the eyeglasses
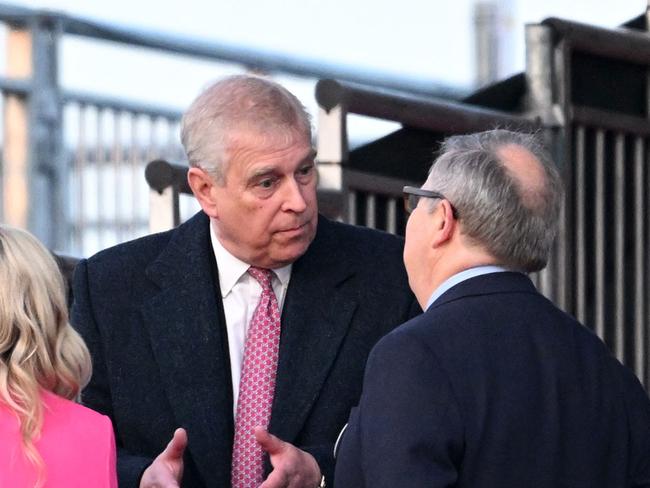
[403,185,459,218]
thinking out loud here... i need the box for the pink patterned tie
[231,267,282,488]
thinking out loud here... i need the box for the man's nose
[281,179,308,213]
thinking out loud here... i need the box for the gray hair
[180,74,312,183]
[424,129,563,272]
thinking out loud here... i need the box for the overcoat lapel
[141,213,233,487]
[270,218,358,443]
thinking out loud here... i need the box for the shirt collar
[209,221,292,298]
[425,265,509,310]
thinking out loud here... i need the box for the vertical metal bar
[633,136,645,384]
[525,24,554,116]
[647,136,650,390]
[613,132,625,362]
[574,125,586,323]
[316,104,347,191]
[365,193,376,229]
[386,197,397,235]
[129,113,139,236]
[3,28,31,231]
[473,1,500,86]
[96,107,105,249]
[525,24,569,309]
[553,41,571,314]
[644,10,650,390]
[594,129,606,340]
[166,117,177,160]
[554,183,567,308]
[646,134,650,390]
[75,103,87,254]
[147,115,157,164]
[347,191,357,225]
[30,15,64,249]
[149,187,179,233]
[539,262,552,299]
[113,111,123,242]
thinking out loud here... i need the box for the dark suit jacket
[71,211,417,488]
[335,272,650,488]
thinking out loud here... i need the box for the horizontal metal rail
[316,79,537,133]
[145,159,348,226]
[543,17,650,65]
[63,89,182,119]
[0,76,183,119]
[145,159,191,194]
[571,105,650,136]
[0,3,467,100]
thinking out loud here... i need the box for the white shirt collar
[209,221,292,298]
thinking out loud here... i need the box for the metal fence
[0,3,463,257]
[314,79,535,234]
[309,17,650,389]
[525,17,650,387]
[64,97,184,255]
[143,14,650,389]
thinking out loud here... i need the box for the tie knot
[248,267,273,291]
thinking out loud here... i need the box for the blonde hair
[0,225,91,485]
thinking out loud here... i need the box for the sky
[2,0,645,114]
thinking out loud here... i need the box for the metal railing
[0,3,465,256]
[143,14,650,390]
[314,79,536,234]
[524,17,650,387]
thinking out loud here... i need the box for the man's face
[403,196,429,288]
[209,129,318,269]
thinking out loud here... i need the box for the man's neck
[416,247,500,309]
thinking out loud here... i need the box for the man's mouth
[277,222,309,235]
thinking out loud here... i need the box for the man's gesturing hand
[140,428,188,488]
[256,427,321,488]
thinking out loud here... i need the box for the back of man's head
[426,129,563,272]
[181,75,312,182]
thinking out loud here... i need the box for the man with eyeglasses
[334,129,650,488]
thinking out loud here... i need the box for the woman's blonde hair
[0,225,92,483]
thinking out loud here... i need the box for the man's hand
[256,427,321,488]
[140,428,188,488]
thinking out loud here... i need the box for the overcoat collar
[430,271,538,311]
[142,212,233,487]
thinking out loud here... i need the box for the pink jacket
[0,390,117,487]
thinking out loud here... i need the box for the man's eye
[297,166,314,177]
[258,179,274,189]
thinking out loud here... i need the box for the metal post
[3,26,31,231]
[316,104,347,189]
[316,103,347,221]
[29,14,64,250]
[524,24,566,305]
[149,186,179,233]
[525,24,560,127]
[473,1,500,87]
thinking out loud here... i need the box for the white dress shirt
[210,222,292,418]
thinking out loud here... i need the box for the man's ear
[431,199,457,248]
[188,167,219,218]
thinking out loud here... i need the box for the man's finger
[254,426,285,455]
[162,428,188,460]
[258,468,285,488]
